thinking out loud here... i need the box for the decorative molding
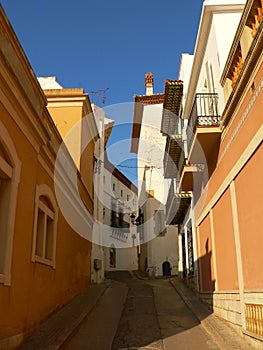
[230,181,246,329]
[220,75,263,163]
[0,120,21,286]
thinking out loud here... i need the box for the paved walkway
[18,283,109,350]
[17,272,257,350]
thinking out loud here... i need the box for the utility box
[94,258,102,270]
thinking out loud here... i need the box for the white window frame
[0,121,21,286]
[32,184,58,268]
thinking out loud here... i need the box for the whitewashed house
[131,73,178,277]
[103,155,139,272]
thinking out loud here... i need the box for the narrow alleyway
[62,272,219,350]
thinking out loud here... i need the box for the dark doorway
[162,261,171,276]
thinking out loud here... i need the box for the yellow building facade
[0,6,97,349]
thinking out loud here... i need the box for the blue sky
[1,0,203,182]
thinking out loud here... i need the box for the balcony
[166,178,192,225]
[186,93,221,175]
[161,80,183,135]
[177,146,204,192]
[163,117,183,178]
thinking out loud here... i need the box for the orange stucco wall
[47,106,83,139]
[0,11,95,342]
[212,188,238,291]
[199,62,263,216]
[47,104,94,198]
[0,100,93,340]
[198,214,215,292]
[195,58,263,295]
[234,144,263,290]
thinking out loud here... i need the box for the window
[113,183,115,191]
[109,246,116,268]
[127,194,130,201]
[121,189,123,197]
[0,122,21,286]
[32,184,58,268]
[111,201,117,227]
[187,222,194,276]
[154,210,166,236]
[0,167,12,275]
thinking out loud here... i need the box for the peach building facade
[197,0,263,346]
[166,0,263,347]
[0,6,97,349]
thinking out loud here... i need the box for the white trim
[196,125,263,226]
[196,225,203,292]
[0,156,13,178]
[0,120,21,286]
[0,62,47,152]
[31,184,58,269]
[221,74,263,150]
[230,181,246,329]
[38,154,54,179]
[209,209,218,291]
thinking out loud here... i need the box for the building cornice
[131,93,164,153]
[220,0,255,85]
[221,20,263,127]
[134,93,164,105]
[44,89,99,143]
[182,0,245,119]
[130,102,144,154]
[0,5,47,111]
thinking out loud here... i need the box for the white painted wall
[195,12,242,114]
[178,53,194,112]
[136,103,179,276]
[103,166,138,271]
[91,106,106,284]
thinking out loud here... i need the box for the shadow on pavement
[107,271,217,350]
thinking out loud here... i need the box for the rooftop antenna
[90,88,109,105]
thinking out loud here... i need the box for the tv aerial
[90,88,109,105]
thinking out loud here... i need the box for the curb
[169,278,229,349]
[169,278,254,350]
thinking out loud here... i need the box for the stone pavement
[61,280,128,350]
[17,272,257,350]
[18,282,109,350]
[169,277,255,350]
[111,276,220,350]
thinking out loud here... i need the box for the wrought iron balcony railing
[167,112,181,136]
[166,178,176,214]
[166,177,192,225]
[187,93,221,152]
[176,150,186,183]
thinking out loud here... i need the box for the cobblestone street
[19,271,256,350]
[60,271,248,350]
[110,273,219,350]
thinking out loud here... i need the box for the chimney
[145,72,153,95]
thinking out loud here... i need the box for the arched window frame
[32,184,58,268]
[0,121,21,286]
